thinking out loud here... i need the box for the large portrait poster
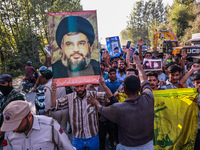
[106,36,122,58]
[47,11,100,87]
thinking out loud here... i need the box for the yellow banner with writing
[117,88,199,150]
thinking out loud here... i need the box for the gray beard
[62,54,91,72]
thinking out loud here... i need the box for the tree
[170,4,194,41]
[180,2,200,44]
[175,0,195,6]
[0,0,83,76]
[124,0,167,48]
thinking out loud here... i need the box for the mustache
[70,52,84,57]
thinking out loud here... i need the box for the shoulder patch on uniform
[44,89,47,92]
[2,140,7,146]
[59,128,63,134]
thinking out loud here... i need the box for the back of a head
[126,68,138,76]
[44,69,53,80]
[167,64,182,74]
[124,75,140,95]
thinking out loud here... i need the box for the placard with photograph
[47,10,100,86]
[106,36,122,58]
[143,58,162,71]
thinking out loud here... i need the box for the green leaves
[125,0,167,47]
[0,0,83,76]
[170,3,194,41]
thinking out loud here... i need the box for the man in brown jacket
[88,55,154,149]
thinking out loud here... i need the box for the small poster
[106,36,122,58]
[143,58,162,71]
[47,10,100,86]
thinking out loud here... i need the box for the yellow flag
[116,93,127,103]
[116,88,199,149]
[153,88,199,150]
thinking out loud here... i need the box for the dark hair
[157,53,163,59]
[108,68,116,73]
[175,54,181,58]
[194,74,200,81]
[167,65,182,73]
[119,60,127,66]
[145,52,152,56]
[186,57,193,62]
[124,75,140,95]
[44,70,53,80]
[186,62,194,69]
[100,62,105,67]
[165,62,175,70]
[111,61,118,65]
[126,68,138,75]
[146,71,158,78]
[135,51,139,55]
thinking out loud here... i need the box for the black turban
[56,16,95,49]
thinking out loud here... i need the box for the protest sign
[143,58,162,71]
[47,11,100,86]
[106,36,122,58]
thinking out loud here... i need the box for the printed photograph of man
[52,15,100,78]
[153,61,162,70]
[144,60,153,69]
[111,41,119,56]
[106,36,122,58]
[143,59,162,71]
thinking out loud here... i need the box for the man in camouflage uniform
[0,74,25,139]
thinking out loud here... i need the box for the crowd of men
[0,40,200,150]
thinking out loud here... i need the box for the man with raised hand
[88,55,154,150]
[51,78,109,150]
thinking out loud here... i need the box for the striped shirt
[160,80,180,89]
[55,90,107,139]
[86,84,110,106]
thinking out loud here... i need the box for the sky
[80,0,174,45]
